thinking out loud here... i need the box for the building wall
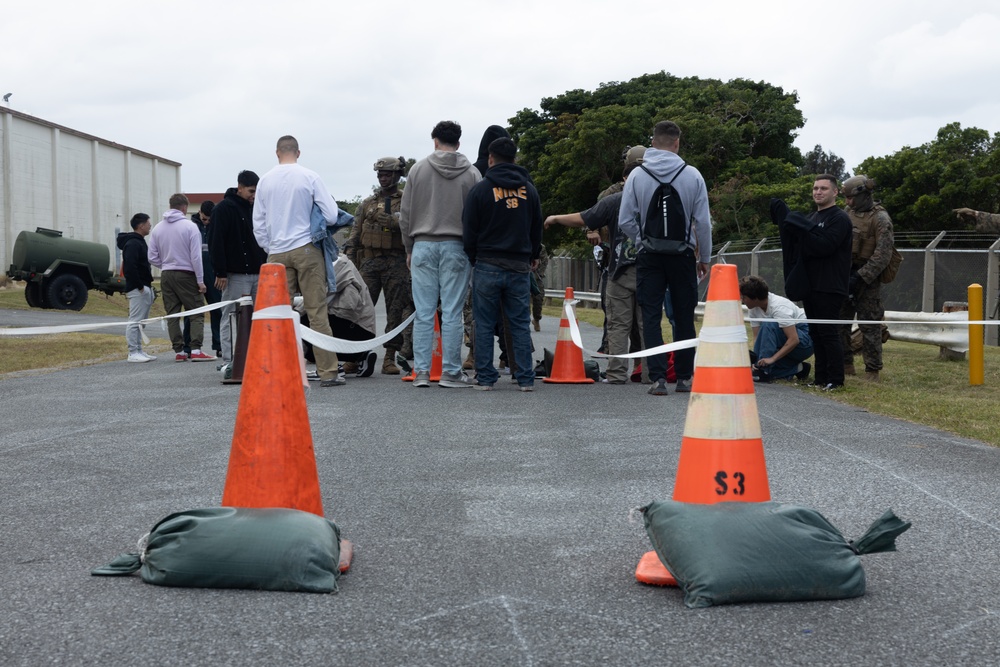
[1,107,181,273]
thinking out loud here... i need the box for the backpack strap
[639,162,688,184]
[668,163,688,185]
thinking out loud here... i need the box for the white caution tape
[698,325,748,344]
[299,312,415,355]
[0,321,136,336]
[0,298,240,337]
[250,306,417,386]
[562,301,997,360]
[745,317,999,326]
[252,304,299,322]
[563,300,698,359]
[251,305,309,388]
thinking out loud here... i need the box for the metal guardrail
[545,290,970,355]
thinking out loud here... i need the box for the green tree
[800,144,849,182]
[336,196,362,215]
[508,71,806,250]
[858,123,1000,234]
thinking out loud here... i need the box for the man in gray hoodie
[619,121,712,396]
[399,120,482,388]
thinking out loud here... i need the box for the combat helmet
[622,145,646,178]
[623,145,646,167]
[374,156,406,173]
[842,175,875,212]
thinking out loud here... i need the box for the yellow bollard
[969,284,984,386]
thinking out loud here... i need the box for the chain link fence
[543,231,1000,344]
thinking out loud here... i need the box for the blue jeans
[410,241,470,374]
[472,262,535,387]
[753,322,814,379]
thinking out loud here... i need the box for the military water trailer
[6,228,127,310]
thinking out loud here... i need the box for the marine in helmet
[344,156,414,374]
[839,175,895,382]
[591,144,649,355]
[543,144,649,384]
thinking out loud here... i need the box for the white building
[1,106,181,270]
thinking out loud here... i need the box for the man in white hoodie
[399,120,481,388]
[619,121,712,396]
[147,193,215,362]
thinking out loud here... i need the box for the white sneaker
[127,352,152,363]
[139,351,157,361]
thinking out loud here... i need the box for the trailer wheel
[25,282,43,308]
[46,274,89,311]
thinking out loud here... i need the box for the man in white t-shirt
[738,275,814,383]
[253,135,342,387]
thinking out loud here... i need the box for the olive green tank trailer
[6,228,127,310]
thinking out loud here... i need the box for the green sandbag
[641,501,910,608]
[92,507,341,593]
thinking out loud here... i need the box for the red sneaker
[188,350,217,362]
[175,352,189,362]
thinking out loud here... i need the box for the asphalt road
[1,303,998,666]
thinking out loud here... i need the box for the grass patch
[543,302,1000,447]
[821,340,1000,446]
[1,282,172,375]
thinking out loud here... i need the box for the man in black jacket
[187,200,221,356]
[462,137,542,391]
[771,174,852,390]
[116,212,156,362]
[209,170,265,371]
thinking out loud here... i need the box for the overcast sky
[4,1,1000,205]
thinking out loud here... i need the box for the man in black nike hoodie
[462,137,542,391]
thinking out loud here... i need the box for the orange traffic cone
[221,263,324,516]
[543,287,595,384]
[635,263,770,586]
[403,311,443,382]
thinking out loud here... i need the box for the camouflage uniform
[592,181,620,353]
[840,203,894,375]
[973,211,1000,233]
[345,189,413,368]
[598,181,624,200]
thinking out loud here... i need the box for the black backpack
[639,164,690,254]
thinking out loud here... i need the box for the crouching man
[298,256,379,379]
[738,275,813,383]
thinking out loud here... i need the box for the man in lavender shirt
[148,193,215,362]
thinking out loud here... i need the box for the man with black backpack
[619,121,712,396]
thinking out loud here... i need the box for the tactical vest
[848,204,886,265]
[359,192,404,254]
